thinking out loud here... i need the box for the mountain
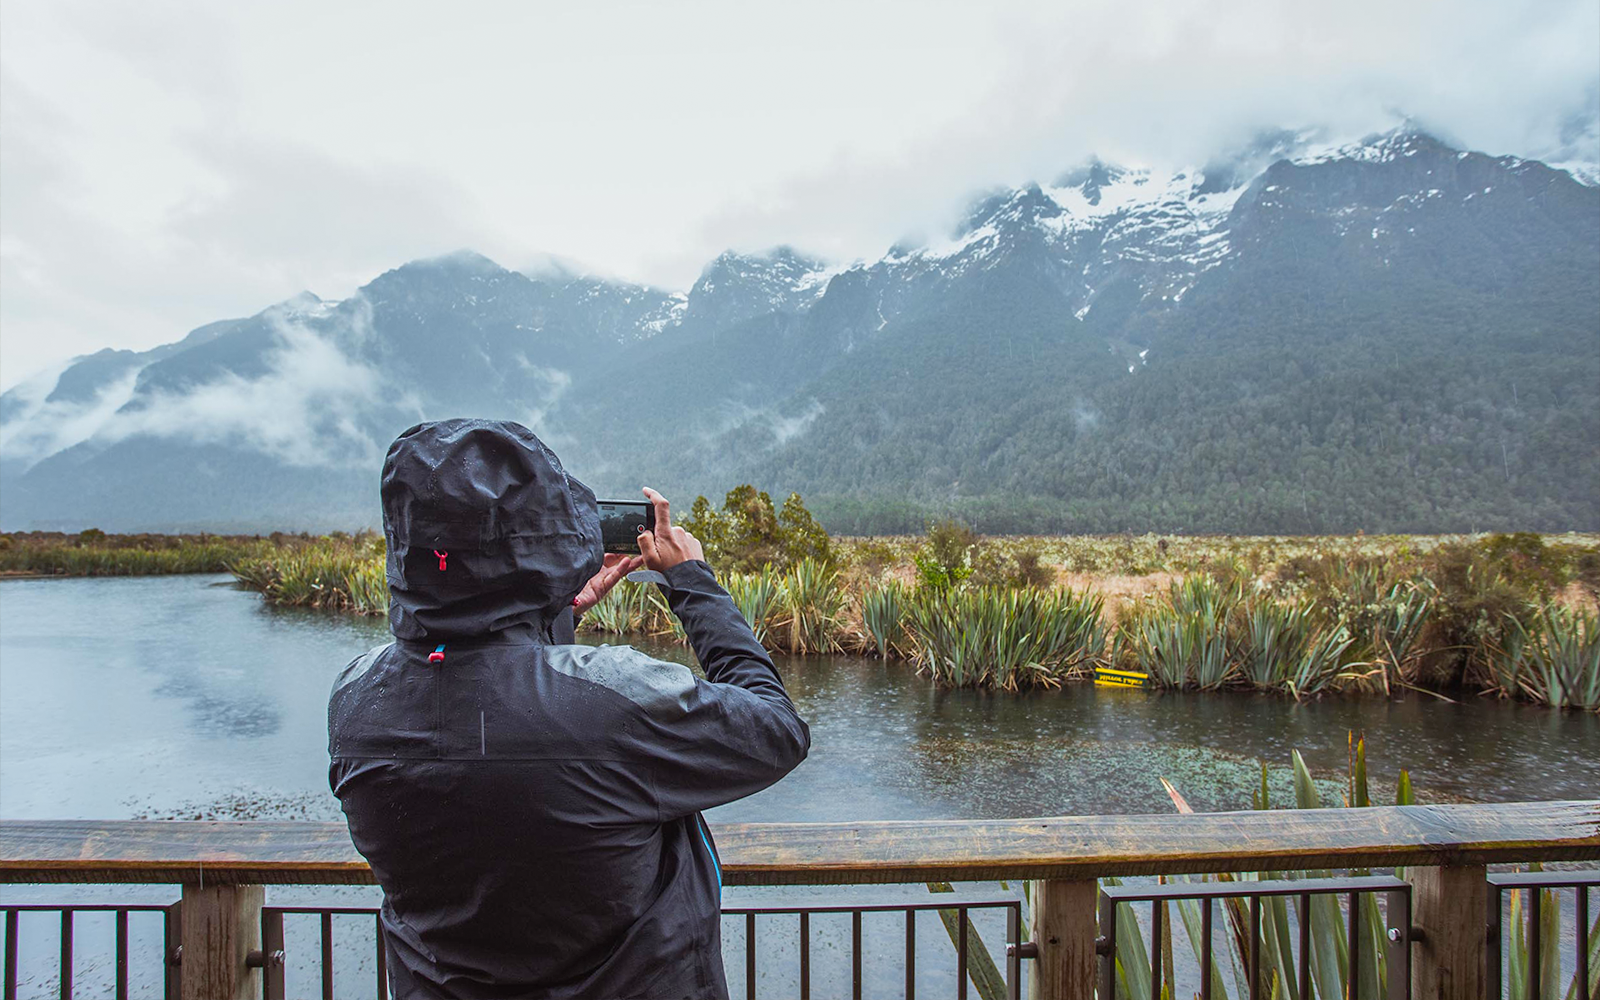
[3,127,1597,534]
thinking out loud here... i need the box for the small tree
[915,518,977,590]
[681,486,833,573]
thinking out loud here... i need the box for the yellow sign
[1094,667,1149,689]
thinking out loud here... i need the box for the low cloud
[0,361,139,468]
[513,354,574,445]
[2,304,395,470]
[106,312,388,467]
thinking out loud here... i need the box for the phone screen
[597,500,654,553]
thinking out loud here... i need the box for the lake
[2,574,1596,997]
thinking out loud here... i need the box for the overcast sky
[2,0,1596,388]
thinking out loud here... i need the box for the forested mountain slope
[3,127,1596,533]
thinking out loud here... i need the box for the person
[329,418,811,999]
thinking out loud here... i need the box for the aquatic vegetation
[1123,577,1238,690]
[1237,601,1356,698]
[1491,606,1600,710]
[228,544,386,613]
[860,580,910,658]
[779,557,847,654]
[904,585,1105,690]
[583,579,654,635]
[722,567,781,645]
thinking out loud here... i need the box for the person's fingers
[638,530,659,566]
[643,486,672,533]
[602,552,627,569]
[625,554,645,573]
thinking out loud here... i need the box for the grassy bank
[11,524,1594,709]
[583,529,1600,709]
[0,530,288,576]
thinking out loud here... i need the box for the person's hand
[573,551,645,615]
[638,487,705,572]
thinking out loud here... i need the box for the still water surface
[2,575,1596,996]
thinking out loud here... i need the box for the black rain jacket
[329,419,810,999]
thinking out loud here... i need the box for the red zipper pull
[433,549,448,571]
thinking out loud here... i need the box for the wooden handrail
[2,800,1595,886]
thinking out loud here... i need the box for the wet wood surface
[2,801,1595,886]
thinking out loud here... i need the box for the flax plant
[722,568,781,645]
[1126,576,1237,690]
[860,580,910,659]
[584,580,653,635]
[778,558,846,654]
[904,586,1104,690]
[1494,606,1600,710]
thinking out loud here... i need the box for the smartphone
[597,500,655,553]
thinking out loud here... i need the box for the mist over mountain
[2,127,1596,534]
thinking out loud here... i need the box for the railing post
[1406,865,1486,1000]
[1028,879,1097,1000]
[178,883,264,1000]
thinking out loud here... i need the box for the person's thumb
[637,530,659,566]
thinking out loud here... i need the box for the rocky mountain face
[3,127,1596,533]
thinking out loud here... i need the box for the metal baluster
[1097,892,1118,1000]
[115,909,128,1000]
[906,910,916,1000]
[745,913,756,1000]
[852,911,863,1000]
[162,901,181,1000]
[1298,893,1312,1000]
[59,910,72,1000]
[1200,897,1213,1000]
[799,912,810,1000]
[262,909,286,1000]
[375,913,388,1000]
[1347,892,1360,1000]
[1488,883,1503,999]
[955,907,969,1000]
[1005,904,1019,1000]
[5,909,18,1000]
[1384,888,1411,1000]
[1249,895,1262,1000]
[1150,900,1164,1000]
[320,911,334,1000]
[1578,886,1591,1000]
[1528,887,1541,1000]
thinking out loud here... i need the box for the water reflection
[1,577,1596,825]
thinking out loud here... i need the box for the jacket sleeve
[641,559,810,820]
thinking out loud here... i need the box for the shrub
[915,518,977,589]
[970,540,1057,589]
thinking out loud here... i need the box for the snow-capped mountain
[3,126,1596,533]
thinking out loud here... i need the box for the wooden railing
[2,800,1597,999]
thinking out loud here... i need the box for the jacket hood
[381,419,602,641]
